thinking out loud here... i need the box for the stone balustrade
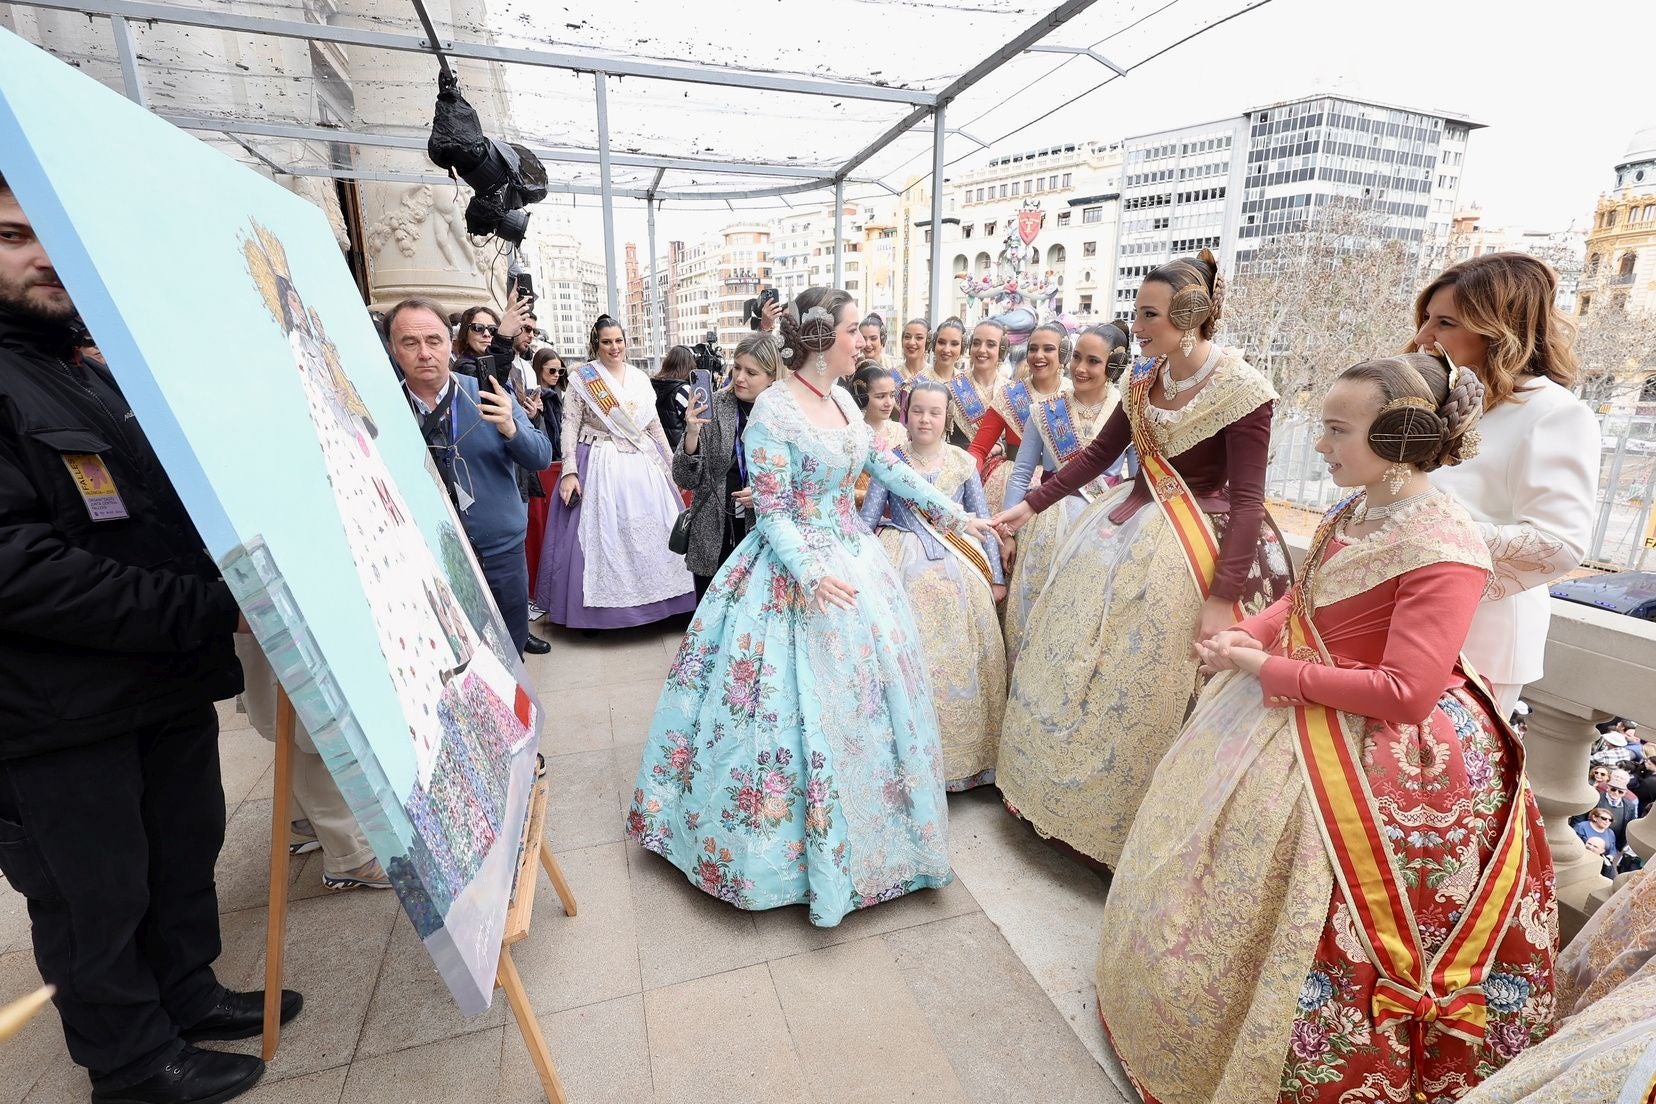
[1526,597,1656,940]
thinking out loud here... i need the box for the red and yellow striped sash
[573,361,619,416]
[1287,498,1531,1053]
[1125,360,1242,621]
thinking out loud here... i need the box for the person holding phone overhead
[673,332,782,598]
[536,315,695,630]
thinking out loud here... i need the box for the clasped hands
[1196,628,1267,676]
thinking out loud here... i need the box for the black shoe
[180,989,302,1043]
[91,1045,263,1104]
[523,635,551,655]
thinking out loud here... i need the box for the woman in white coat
[1412,251,1602,714]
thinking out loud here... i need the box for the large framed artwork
[0,27,540,1016]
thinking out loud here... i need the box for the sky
[535,0,1655,258]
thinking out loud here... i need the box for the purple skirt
[534,442,696,630]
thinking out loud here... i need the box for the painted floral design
[1483,971,1532,1015]
[693,836,755,906]
[721,747,801,836]
[666,639,720,694]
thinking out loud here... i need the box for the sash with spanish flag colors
[1124,357,1242,621]
[1286,494,1533,1065]
[892,447,996,593]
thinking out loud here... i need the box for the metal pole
[594,74,621,319]
[928,104,946,325]
[109,15,147,106]
[833,179,845,289]
[647,196,661,371]
[1589,430,1628,563]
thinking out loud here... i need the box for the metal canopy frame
[12,0,1112,318]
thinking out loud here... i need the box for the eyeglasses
[1610,786,1628,794]
[468,323,499,336]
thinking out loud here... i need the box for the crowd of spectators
[1573,717,1653,878]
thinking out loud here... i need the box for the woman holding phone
[673,332,782,598]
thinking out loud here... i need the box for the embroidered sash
[570,361,676,487]
[994,379,1036,436]
[893,447,995,592]
[947,371,991,437]
[1125,357,1240,620]
[1034,392,1114,503]
[1285,496,1533,1057]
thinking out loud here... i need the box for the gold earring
[1178,329,1197,357]
[1384,462,1410,495]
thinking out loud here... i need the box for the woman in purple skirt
[535,315,696,629]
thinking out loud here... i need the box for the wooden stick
[496,950,567,1104]
[261,688,296,1061]
[0,984,54,1043]
[539,847,578,918]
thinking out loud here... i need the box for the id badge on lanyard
[732,436,748,519]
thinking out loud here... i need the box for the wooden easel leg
[497,948,567,1104]
[261,690,296,1061]
[538,845,578,918]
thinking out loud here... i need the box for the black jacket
[0,311,242,758]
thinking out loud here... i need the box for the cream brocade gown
[996,353,1285,867]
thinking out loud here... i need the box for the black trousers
[0,705,227,1089]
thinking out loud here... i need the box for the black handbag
[668,504,692,555]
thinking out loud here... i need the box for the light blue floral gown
[624,383,973,926]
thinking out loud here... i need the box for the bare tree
[1224,198,1444,413]
[1574,266,1656,410]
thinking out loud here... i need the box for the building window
[1082,241,1097,257]
[1062,173,1072,187]
[1012,181,1021,196]
[1620,252,1638,279]
[1082,206,1102,224]
[1049,175,1059,189]
[999,184,1008,198]
[1057,211,1071,227]
[1079,294,1093,312]
[984,222,996,237]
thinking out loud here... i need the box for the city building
[945,141,1124,324]
[625,224,772,364]
[1236,95,1477,263]
[1448,208,1585,311]
[1114,120,1247,318]
[1110,95,1479,318]
[531,212,606,358]
[1582,126,1656,320]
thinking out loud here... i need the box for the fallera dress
[997,349,1291,867]
[998,385,1118,668]
[1096,491,1556,1104]
[967,377,1065,515]
[624,383,975,926]
[860,444,1006,791]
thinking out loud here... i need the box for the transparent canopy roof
[15,0,1269,208]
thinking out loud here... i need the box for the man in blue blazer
[386,296,552,656]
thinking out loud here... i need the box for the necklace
[1072,394,1109,419]
[795,372,831,401]
[1351,488,1437,526]
[907,445,946,471]
[1160,345,1220,401]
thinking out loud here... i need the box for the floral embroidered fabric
[624,384,969,926]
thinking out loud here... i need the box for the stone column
[342,0,511,313]
[1523,688,1611,942]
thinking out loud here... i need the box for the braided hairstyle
[777,287,852,371]
[850,362,895,409]
[1338,352,1485,472]
[1143,247,1224,341]
[587,313,625,360]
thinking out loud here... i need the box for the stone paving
[0,622,1139,1104]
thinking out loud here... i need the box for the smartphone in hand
[690,368,714,411]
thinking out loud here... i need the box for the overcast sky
[541,0,1653,256]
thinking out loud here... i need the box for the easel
[262,690,577,1102]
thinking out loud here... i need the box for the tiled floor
[0,623,1138,1104]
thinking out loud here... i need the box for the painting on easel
[0,27,539,1016]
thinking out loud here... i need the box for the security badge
[61,453,130,521]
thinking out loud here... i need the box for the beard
[0,270,77,326]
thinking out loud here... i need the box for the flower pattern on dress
[624,384,965,926]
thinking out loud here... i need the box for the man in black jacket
[0,174,299,1102]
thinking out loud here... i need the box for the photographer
[674,332,782,598]
[390,296,552,656]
